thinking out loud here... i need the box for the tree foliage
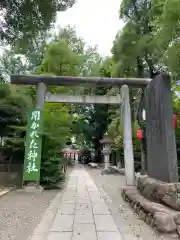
[40,102,73,188]
[0,0,76,48]
[110,0,180,170]
[0,83,33,164]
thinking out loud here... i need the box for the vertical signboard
[23,109,43,181]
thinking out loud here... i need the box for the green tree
[81,59,113,162]
[0,83,33,165]
[0,0,76,48]
[41,40,81,76]
[40,102,73,188]
[0,50,30,81]
[111,0,180,173]
[111,0,157,171]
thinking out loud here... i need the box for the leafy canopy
[0,0,76,48]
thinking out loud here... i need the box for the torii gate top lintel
[11,75,151,88]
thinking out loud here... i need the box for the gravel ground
[87,167,179,240]
[0,167,74,240]
[0,189,59,240]
[0,190,58,240]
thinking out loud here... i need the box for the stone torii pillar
[35,82,46,185]
[121,85,135,185]
[36,82,47,109]
[101,133,113,169]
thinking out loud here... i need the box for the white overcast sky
[56,0,124,57]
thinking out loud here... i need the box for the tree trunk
[94,140,102,163]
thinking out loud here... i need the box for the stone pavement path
[32,166,128,240]
[49,167,123,240]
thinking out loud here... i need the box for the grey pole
[35,82,46,187]
[36,82,47,109]
[121,85,135,185]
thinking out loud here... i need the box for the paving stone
[77,188,87,191]
[63,193,76,197]
[74,209,94,224]
[66,184,77,187]
[77,189,89,195]
[77,189,87,192]
[47,232,72,240]
[66,186,77,190]
[77,182,86,186]
[50,214,74,232]
[68,175,77,180]
[76,203,92,211]
[58,203,75,215]
[90,195,104,203]
[77,183,86,187]
[62,195,76,204]
[92,202,110,215]
[30,234,47,240]
[66,181,77,187]
[94,215,119,232]
[88,188,98,192]
[72,223,97,240]
[89,191,101,197]
[64,190,77,194]
[77,189,88,192]
[97,232,123,240]
[76,193,89,200]
[66,183,77,187]
[86,184,96,189]
[76,197,91,203]
[77,186,87,189]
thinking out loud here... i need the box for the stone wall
[122,175,180,236]
[122,186,180,234]
[0,164,23,186]
[137,175,180,211]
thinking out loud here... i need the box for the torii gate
[11,74,150,187]
[11,74,178,188]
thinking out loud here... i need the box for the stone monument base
[16,185,44,194]
[122,175,180,236]
[24,185,44,193]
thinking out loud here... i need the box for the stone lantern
[101,133,113,169]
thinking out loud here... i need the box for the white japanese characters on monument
[26,110,41,174]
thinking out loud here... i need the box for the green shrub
[40,155,66,189]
